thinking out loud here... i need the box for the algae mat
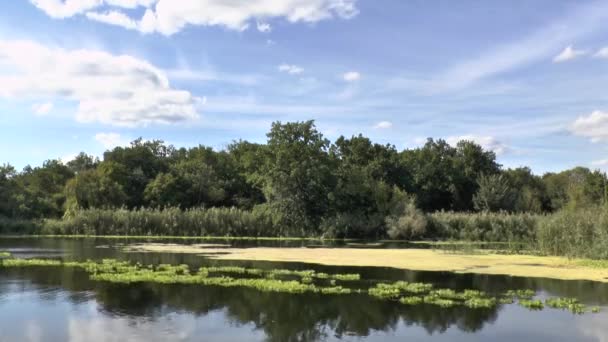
[126,244,608,283]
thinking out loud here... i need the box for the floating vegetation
[464,297,496,309]
[423,295,457,308]
[505,289,536,300]
[545,298,587,315]
[399,296,424,305]
[519,299,544,311]
[0,251,10,258]
[0,257,603,315]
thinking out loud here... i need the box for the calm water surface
[0,237,607,342]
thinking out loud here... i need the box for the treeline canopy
[0,121,606,237]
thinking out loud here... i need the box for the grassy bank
[3,205,608,260]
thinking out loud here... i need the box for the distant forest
[0,120,606,238]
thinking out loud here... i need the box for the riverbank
[127,244,608,283]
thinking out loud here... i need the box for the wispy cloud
[30,0,358,35]
[343,71,361,82]
[433,2,608,90]
[553,45,587,63]
[571,110,608,143]
[278,64,304,75]
[95,132,128,149]
[593,47,608,58]
[256,21,271,33]
[373,121,393,129]
[32,102,53,116]
[446,134,509,155]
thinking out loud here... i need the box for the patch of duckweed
[519,299,544,310]
[1,258,62,267]
[505,289,536,300]
[399,296,424,305]
[0,257,603,315]
[423,295,456,308]
[545,298,587,314]
[464,297,496,309]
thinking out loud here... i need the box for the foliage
[385,190,428,240]
[473,174,515,212]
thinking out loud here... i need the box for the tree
[401,139,459,211]
[12,160,74,218]
[103,139,174,208]
[66,153,99,174]
[64,162,127,215]
[0,164,17,217]
[452,140,500,211]
[473,174,515,212]
[504,167,548,213]
[543,167,607,210]
[262,121,334,235]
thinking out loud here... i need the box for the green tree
[473,173,515,212]
[262,121,334,235]
[64,164,127,215]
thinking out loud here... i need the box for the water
[0,237,607,341]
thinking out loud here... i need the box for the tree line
[0,120,606,238]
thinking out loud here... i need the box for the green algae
[0,257,603,315]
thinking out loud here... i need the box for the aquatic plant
[1,258,62,267]
[519,299,544,310]
[0,251,10,258]
[0,256,602,316]
[505,289,536,300]
[399,296,424,305]
[545,298,586,314]
[464,297,496,309]
[423,295,456,308]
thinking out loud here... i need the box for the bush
[386,196,428,240]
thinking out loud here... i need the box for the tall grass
[428,211,542,242]
[537,205,608,259]
[41,207,278,237]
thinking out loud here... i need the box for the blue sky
[2,0,608,174]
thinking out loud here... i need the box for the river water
[0,238,606,342]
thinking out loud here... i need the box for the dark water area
[0,238,607,341]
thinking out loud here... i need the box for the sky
[2,0,608,174]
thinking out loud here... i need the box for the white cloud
[32,102,53,116]
[86,10,138,29]
[571,110,608,143]
[434,2,608,90]
[553,45,586,63]
[374,121,392,129]
[29,0,102,18]
[343,71,361,82]
[30,0,358,35]
[0,39,200,127]
[594,47,608,58]
[447,135,509,155]
[60,153,79,164]
[278,64,304,75]
[95,132,127,149]
[256,21,272,33]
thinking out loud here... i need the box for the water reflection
[0,238,607,341]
